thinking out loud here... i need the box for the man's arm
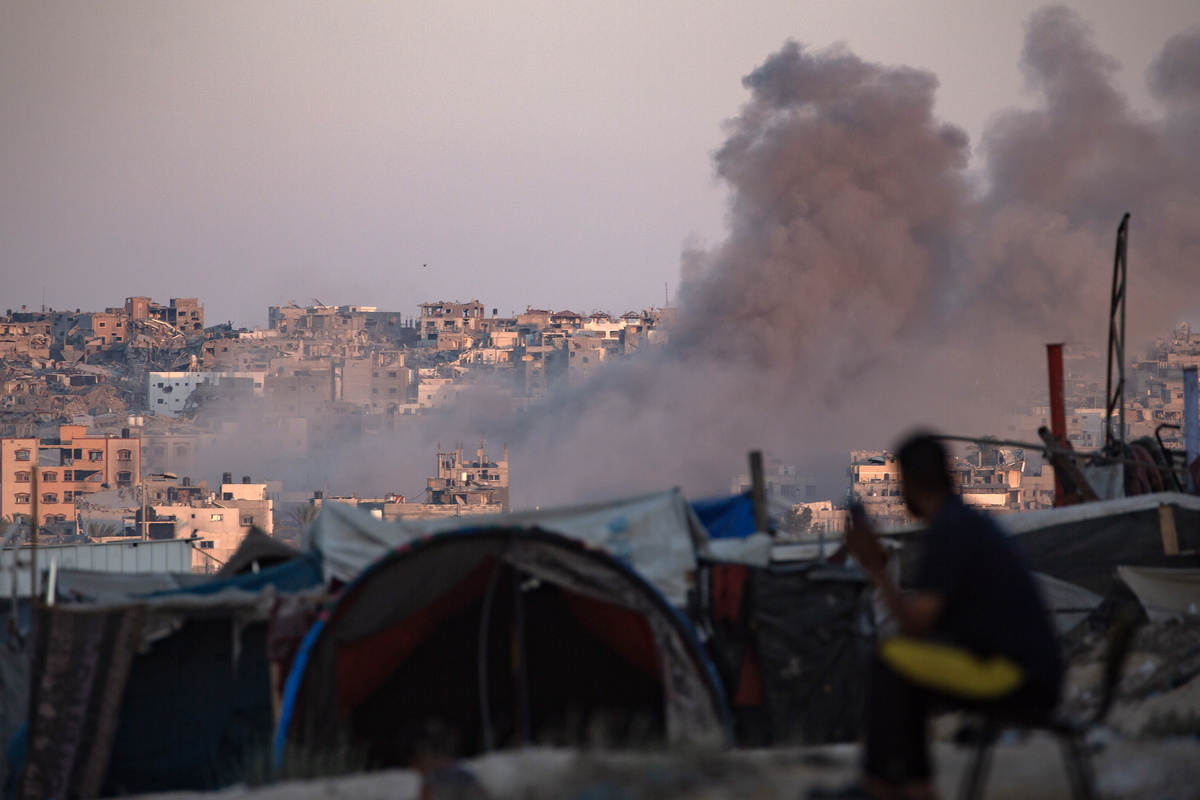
[844,516,944,638]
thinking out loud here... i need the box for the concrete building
[417,300,485,346]
[135,474,274,572]
[731,457,818,507]
[427,445,509,510]
[148,371,266,417]
[0,424,140,528]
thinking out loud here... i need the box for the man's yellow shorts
[880,637,1024,700]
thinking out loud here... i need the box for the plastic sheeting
[1117,565,1200,622]
[307,489,710,606]
[749,564,872,745]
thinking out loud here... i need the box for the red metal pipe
[1047,344,1066,506]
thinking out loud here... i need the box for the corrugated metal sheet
[0,539,195,597]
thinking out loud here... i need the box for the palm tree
[277,502,319,544]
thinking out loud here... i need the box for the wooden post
[29,466,39,602]
[749,450,770,534]
[1047,344,1067,506]
[1184,366,1198,493]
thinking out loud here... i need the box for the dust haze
[207,7,1200,509]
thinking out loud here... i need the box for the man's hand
[844,509,887,577]
[844,506,944,637]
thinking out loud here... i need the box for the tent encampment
[306,489,711,606]
[278,528,730,768]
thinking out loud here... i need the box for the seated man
[828,433,1063,800]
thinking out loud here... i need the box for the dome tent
[277,528,730,767]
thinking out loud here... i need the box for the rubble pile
[1063,616,1200,736]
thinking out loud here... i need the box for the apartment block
[0,424,140,527]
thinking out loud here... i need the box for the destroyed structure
[312,443,510,522]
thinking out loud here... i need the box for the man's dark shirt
[912,498,1064,700]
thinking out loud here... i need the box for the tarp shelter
[1117,565,1200,622]
[306,489,709,607]
[700,560,872,746]
[218,527,302,577]
[690,492,773,566]
[278,529,730,769]
[14,554,323,799]
[691,492,757,540]
[1000,493,1200,594]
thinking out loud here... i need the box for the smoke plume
[502,6,1200,506]
[198,7,1200,509]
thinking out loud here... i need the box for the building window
[116,471,132,483]
[241,515,254,525]
[63,471,73,481]
[14,494,30,505]
[63,491,73,501]
[41,471,56,482]
[117,449,132,461]
[211,514,223,521]
[15,471,30,483]
[15,450,30,461]
[200,540,214,549]
[89,450,103,461]
[42,493,57,504]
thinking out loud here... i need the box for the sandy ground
[124,735,1200,800]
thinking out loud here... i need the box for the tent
[278,528,730,768]
[306,489,711,606]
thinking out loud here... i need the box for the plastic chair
[956,609,1138,800]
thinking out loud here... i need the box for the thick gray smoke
[501,6,1200,507]
[203,7,1200,509]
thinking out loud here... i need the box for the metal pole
[1104,214,1130,454]
[1048,344,1067,506]
[1184,366,1198,493]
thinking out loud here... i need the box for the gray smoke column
[970,7,1200,341]
[224,8,1200,508]
[673,39,972,381]
[505,6,1200,507]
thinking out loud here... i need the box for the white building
[147,371,265,417]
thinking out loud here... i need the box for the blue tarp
[691,492,758,540]
[140,553,322,598]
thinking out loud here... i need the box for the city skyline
[4,2,1199,329]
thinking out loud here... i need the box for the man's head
[896,432,954,520]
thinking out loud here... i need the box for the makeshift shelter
[10,554,323,798]
[699,559,872,746]
[217,527,302,577]
[278,528,730,768]
[307,489,710,606]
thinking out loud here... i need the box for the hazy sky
[2,1,1197,328]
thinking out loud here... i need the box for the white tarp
[1117,565,1200,622]
[306,489,710,606]
[1034,572,1103,633]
